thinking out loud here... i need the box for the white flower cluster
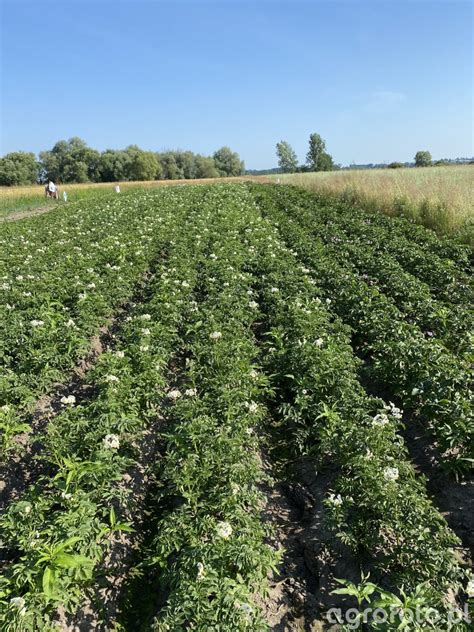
[196,561,206,581]
[10,596,26,616]
[103,433,120,450]
[249,300,258,309]
[60,395,76,406]
[105,374,119,383]
[466,577,474,598]
[383,466,399,482]
[210,331,222,340]
[216,521,233,539]
[167,389,182,401]
[30,319,44,327]
[245,401,258,414]
[327,493,343,506]
[372,413,390,426]
[185,388,197,397]
[384,401,403,419]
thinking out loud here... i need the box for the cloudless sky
[1,0,472,168]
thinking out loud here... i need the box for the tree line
[276,136,449,173]
[0,138,245,186]
[276,133,336,173]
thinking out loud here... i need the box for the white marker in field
[63,191,68,201]
[115,185,121,193]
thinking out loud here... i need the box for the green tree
[306,133,334,171]
[194,155,219,178]
[158,152,182,179]
[414,150,432,167]
[318,151,334,171]
[99,149,131,182]
[0,151,38,185]
[39,137,101,183]
[125,147,159,181]
[276,140,298,173]
[213,146,244,177]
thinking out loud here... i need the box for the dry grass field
[272,165,474,244]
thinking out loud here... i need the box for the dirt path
[0,204,58,222]
[258,454,355,631]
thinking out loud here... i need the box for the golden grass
[272,165,474,243]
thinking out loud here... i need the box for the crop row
[0,192,206,630]
[144,185,279,630]
[251,185,473,474]
[268,192,472,355]
[0,186,205,414]
[274,185,473,303]
[237,197,467,612]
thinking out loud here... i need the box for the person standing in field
[45,180,59,199]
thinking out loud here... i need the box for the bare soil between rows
[0,204,59,222]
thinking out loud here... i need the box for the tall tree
[414,150,432,167]
[194,155,219,178]
[276,141,298,172]
[306,132,334,171]
[39,137,100,183]
[0,152,38,185]
[213,147,244,177]
[125,147,159,181]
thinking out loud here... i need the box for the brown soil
[0,204,59,222]
[259,455,361,631]
[403,421,474,562]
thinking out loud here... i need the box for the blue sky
[1,0,472,168]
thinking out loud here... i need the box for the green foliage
[415,150,432,167]
[306,132,334,171]
[124,146,159,181]
[213,146,245,176]
[275,140,298,173]
[387,161,404,169]
[0,152,38,186]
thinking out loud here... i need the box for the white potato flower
[167,389,182,401]
[105,374,119,383]
[10,596,26,615]
[315,338,324,347]
[196,562,206,580]
[328,493,343,506]
[372,413,390,426]
[216,521,233,539]
[30,319,44,327]
[60,395,76,406]
[103,434,120,450]
[210,331,222,340]
[383,467,399,482]
[245,401,258,414]
[466,578,474,598]
[185,388,197,397]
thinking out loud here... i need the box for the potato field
[0,183,472,631]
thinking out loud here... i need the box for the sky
[0,0,472,169]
